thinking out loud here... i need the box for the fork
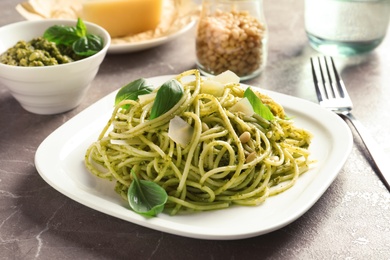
[310,56,390,192]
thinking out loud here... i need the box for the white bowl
[0,19,111,114]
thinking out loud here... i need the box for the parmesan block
[81,0,163,38]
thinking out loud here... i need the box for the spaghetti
[85,69,313,215]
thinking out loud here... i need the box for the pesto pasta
[84,69,313,215]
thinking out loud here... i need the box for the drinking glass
[305,0,390,56]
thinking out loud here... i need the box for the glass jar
[305,0,390,56]
[195,0,268,81]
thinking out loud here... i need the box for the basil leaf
[43,25,79,46]
[75,17,87,38]
[150,79,183,119]
[73,34,103,56]
[244,88,274,121]
[115,78,154,109]
[43,18,103,58]
[128,171,168,217]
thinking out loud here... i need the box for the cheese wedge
[81,0,163,38]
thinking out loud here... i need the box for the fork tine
[310,57,323,102]
[329,57,345,98]
[316,57,331,99]
[329,57,353,105]
[310,56,353,107]
[316,57,328,99]
[323,57,338,98]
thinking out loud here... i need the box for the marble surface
[1,0,390,259]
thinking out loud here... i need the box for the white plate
[35,75,353,240]
[108,20,196,54]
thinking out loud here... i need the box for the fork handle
[341,113,390,192]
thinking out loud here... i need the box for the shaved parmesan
[110,139,128,145]
[201,79,225,96]
[201,70,240,97]
[138,92,156,104]
[229,97,254,116]
[212,70,240,84]
[168,116,194,147]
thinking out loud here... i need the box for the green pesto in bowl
[0,37,83,67]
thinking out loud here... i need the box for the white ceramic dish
[0,19,110,115]
[107,20,196,54]
[35,75,353,240]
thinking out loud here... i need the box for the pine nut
[246,151,257,163]
[239,131,251,143]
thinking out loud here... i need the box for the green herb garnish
[43,18,103,57]
[128,171,168,217]
[150,79,183,119]
[244,88,274,121]
[115,78,154,109]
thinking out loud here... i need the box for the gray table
[1,0,389,259]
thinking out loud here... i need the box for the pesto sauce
[0,37,83,67]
